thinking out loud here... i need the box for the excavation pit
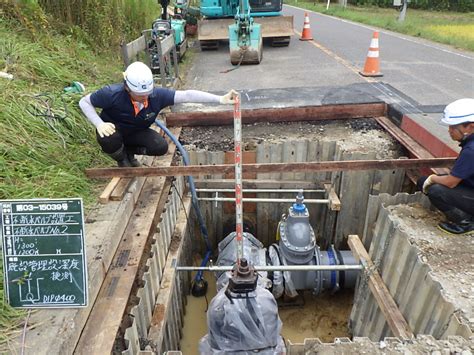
[116,110,471,353]
[173,118,403,353]
[10,97,471,354]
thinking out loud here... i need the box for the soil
[179,118,402,159]
[279,290,354,343]
[388,203,474,328]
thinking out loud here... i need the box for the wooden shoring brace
[86,157,456,179]
[324,183,340,211]
[348,235,414,339]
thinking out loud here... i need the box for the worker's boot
[438,220,474,235]
[126,150,141,167]
[108,146,132,167]
[126,147,147,167]
[438,209,474,235]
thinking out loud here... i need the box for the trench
[176,119,403,352]
[117,117,472,354]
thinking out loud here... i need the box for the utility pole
[398,0,408,22]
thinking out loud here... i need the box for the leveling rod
[86,157,456,179]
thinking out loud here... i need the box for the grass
[287,1,474,51]
[0,15,125,349]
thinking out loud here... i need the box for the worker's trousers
[417,177,474,222]
[96,127,168,156]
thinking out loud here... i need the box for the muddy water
[279,290,354,343]
[180,274,353,353]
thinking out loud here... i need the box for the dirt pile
[180,118,402,159]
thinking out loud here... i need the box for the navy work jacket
[90,83,175,132]
[452,133,474,188]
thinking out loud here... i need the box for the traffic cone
[359,31,383,77]
[299,13,313,41]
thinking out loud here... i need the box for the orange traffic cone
[299,13,313,41]
[359,31,383,77]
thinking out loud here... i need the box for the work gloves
[97,122,116,138]
[220,89,239,105]
[422,174,436,193]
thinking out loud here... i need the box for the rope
[26,93,68,148]
[220,48,247,74]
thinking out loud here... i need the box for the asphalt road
[182,6,474,149]
[185,6,473,107]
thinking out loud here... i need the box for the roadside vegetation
[287,1,474,51]
[0,0,160,348]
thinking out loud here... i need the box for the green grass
[0,15,125,349]
[287,1,474,51]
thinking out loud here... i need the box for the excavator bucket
[198,18,233,42]
[199,15,293,47]
[257,16,293,38]
[229,22,263,65]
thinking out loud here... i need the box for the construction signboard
[1,199,88,308]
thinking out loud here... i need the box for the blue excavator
[198,0,293,64]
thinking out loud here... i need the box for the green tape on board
[1,199,88,308]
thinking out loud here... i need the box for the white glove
[422,174,436,193]
[97,122,116,138]
[219,89,239,105]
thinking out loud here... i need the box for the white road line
[286,4,474,60]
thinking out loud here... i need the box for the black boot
[108,146,132,167]
[126,151,141,167]
[438,209,474,235]
[438,220,474,235]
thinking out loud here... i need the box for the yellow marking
[294,30,376,83]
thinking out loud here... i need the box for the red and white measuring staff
[233,93,244,264]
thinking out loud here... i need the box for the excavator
[148,0,188,73]
[198,0,293,64]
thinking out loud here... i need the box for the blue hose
[155,120,212,282]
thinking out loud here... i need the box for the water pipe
[155,119,212,296]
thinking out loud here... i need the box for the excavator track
[270,36,291,47]
[200,40,220,50]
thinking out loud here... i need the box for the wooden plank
[165,103,387,126]
[74,130,181,355]
[99,177,121,204]
[85,157,456,179]
[324,183,340,211]
[348,235,414,340]
[75,175,167,354]
[110,177,134,201]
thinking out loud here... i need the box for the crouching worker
[417,98,474,235]
[79,61,237,167]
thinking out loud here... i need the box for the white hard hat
[123,62,154,95]
[441,98,474,126]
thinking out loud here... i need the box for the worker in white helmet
[79,61,237,167]
[418,98,474,235]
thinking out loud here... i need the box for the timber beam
[85,157,456,179]
[348,235,414,339]
[165,103,386,126]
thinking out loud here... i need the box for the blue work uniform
[90,83,175,133]
[90,83,175,155]
[418,133,474,221]
[451,133,474,188]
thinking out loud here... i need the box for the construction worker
[79,61,237,167]
[418,98,474,235]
